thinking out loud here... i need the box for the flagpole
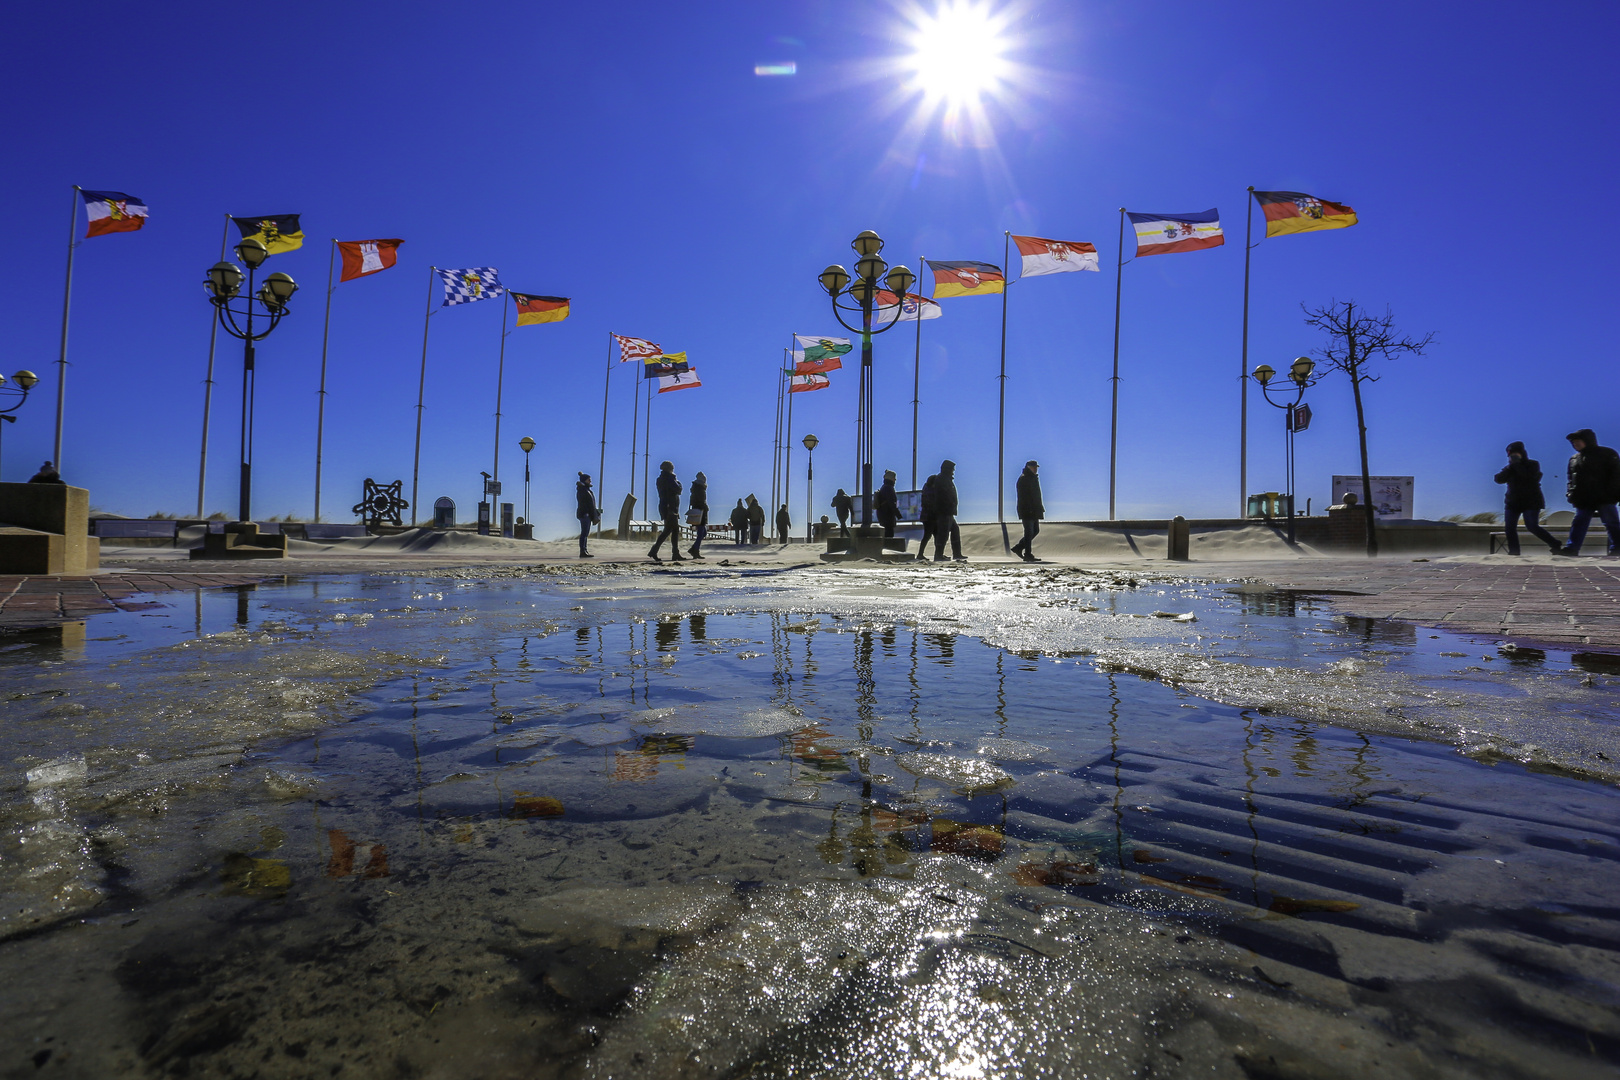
[492,294,510,492]
[784,368,794,537]
[643,384,652,507]
[1240,186,1255,518]
[598,333,612,538]
[411,266,435,528]
[998,231,1010,554]
[912,255,924,490]
[54,186,80,471]
[197,214,229,517]
[314,239,336,521]
[773,339,787,513]
[628,365,640,506]
[1109,209,1125,521]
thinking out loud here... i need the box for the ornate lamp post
[518,435,535,524]
[817,231,914,528]
[204,237,297,522]
[1251,356,1319,545]
[0,369,40,480]
[801,432,819,542]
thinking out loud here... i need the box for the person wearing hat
[1011,460,1044,562]
[830,489,854,537]
[1492,443,1557,556]
[574,473,599,558]
[933,459,964,562]
[1560,429,1620,556]
[27,461,63,485]
[686,470,709,559]
[876,470,900,538]
[776,503,791,544]
[648,461,685,563]
[746,493,766,544]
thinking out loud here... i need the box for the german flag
[512,293,570,326]
[232,214,304,254]
[926,259,1004,299]
[1253,191,1357,238]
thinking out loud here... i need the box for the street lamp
[204,237,298,522]
[0,369,40,481]
[802,432,819,542]
[518,435,535,525]
[818,230,914,530]
[1251,356,1319,545]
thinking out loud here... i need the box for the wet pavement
[2,564,1618,1078]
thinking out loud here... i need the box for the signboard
[1289,403,1312,432]
[1332,475,1413,519]
[852,490,925,522]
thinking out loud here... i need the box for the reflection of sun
[904,1,1012,107]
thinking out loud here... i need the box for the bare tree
[1302,301,1434,557]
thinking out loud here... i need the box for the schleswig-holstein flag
[81,190,147,238]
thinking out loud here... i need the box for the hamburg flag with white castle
[81,190,147,238]
[1011,235,1098,276]
[1126,209,1223,256]
[338,239,403,282]
[437,267,503,306]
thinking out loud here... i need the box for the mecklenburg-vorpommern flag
[81,190,147,238]
[1012,235,1099,276]
[788,372,830,393]
[232,214,305,254]
[1253,191,1357,238]
[1127,210,1223,256]
[437,267,504,306]
[337,239,403,282]
[926,260,1005,298]
[657,368,701,393]
[793,335,850,375]
[512,293,570,325]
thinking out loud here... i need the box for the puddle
[2,569,1618,1078]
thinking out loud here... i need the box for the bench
[92,519,180,545]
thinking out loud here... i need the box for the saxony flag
[1126,210,1223,257]
[788,373,830,393]
[1253,191,1357,238]
[512,293,570,325]
[926,260,1004,298]
[1012,235,1098,277]
[232,214,305,254]
[337,239,403,282]
[793,335,850,374]
[81,190,147,238]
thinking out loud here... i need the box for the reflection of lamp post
[203,237,298,522]
[802,432,819,542]
[0,369,40,481]
[518,435,535,524]
[817,231,914,529]
[1251,356,1319,545]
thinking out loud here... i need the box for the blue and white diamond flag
[436,267,504,307]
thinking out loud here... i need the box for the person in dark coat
[776,503,791,544]
[918,474,938,556]
[1010,460,1044,562]
[831,489,854,536]
[746,494,765,544]
[876,470,899,538]
[1493,443,1558,556]
[730,498,747,545]
[686,471,709,559]
[27,461,63,484]
[932,459,963,562]
[575,472,599,558]
[1561,428,1620,556]
[648,461,684,562]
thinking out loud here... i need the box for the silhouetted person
[686,470,709,559]
[730,498,747,545]
[575,472,598,558]
[648,460,684,562]
[27,461,62,485]
[933,459,964,562]
[919,473,938,556]
[746,494,765,544]
[1561,428,1620,556]
[831,489,854,536]
[1494,443,1557,556]
[1010,460,1044,562]
[876,470,899,538]
[776,503,791,544]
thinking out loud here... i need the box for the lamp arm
[828,297,865,336]
[866,302,905,336]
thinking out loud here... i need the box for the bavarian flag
[81,190,147,238]
[1253,191,1357,238]
[232,214,305,254]
[926,260,1004,298]
[512,293,570,325]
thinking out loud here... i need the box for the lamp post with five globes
[203,237,298,523]
[817,231,915,529]
[1250,356,1319,545]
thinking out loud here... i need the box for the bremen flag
[614,334,661,362]
[658,368,701,393]
[81,190,147,238]
[874,290,942,321]
[337,239,402,281]
[788,373,830,393]
[793,335,850,374]
[232,214,304,254]
[513,293,570,325]
[926,260,1004,298]
[1253,190,1357,238]
[1127,209,1223,256]
[1012,235,1098,276]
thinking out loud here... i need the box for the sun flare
[905,1,1012,107]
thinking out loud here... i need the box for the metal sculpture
[353,478,409,528]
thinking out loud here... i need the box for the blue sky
[4,1,1616,535]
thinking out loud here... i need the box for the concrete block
[0,528,63,574]
[0,483,91,573]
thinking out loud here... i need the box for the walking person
[831,489,854,536]
[933,459,964,562]
[648,460,684,563]
[876,470,899,539]
[918,473,938,556]
[776,503,791,544]
[746,494,765,545]
[1494,443,1558,556]
[575,472,599,558]
[1560,428,1620,556]
[730,498,747,545]
[686,471,709,559]
[1010,460,1044,562]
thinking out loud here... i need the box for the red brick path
[0,572,280,631]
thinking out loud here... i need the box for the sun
[904,1,1012,107]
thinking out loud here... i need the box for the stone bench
[0,483,99,574]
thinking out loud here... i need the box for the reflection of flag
[645,351,689,378]
[81,190,147,238]
[613,334,661,362]
[657,368,701,393]
[793,335,850,374]
[232,214,305,254]
[788,373,829,393]
[1011,234,1098,277]
[874,291,942,321]
[1126,209,1223,256]
[1253,190,1357,238]
[512,293,570,325]
[436,267,504,306]
[337,239,403,281]
[926,260,1004,298]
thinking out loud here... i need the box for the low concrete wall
[0,484,94,572]
[941,518,1527,559]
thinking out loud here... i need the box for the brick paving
[0,572,280,632]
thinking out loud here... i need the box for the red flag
[337,239,403,282]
